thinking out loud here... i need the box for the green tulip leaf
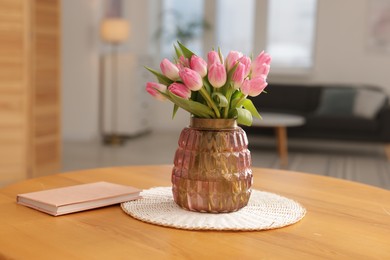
[226,62,239,81]
[242,99,262,119]
[202,78,212,94]
[177,41,195,59]
[218,47,224,64]
[229,92,246,117]
[144,66,172,86]
[174,45,183,60]
[193,90,206,104]
[190,90,198,101]
[219,63,239,94]
[234,108,253,126]
[172,104,179,119]
[168,92,214,118]
[230,91,243,108]
[212,92,228,108]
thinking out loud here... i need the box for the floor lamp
[100,18,129,145]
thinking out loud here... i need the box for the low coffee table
[252,112,305,166]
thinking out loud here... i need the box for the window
[160,0,205,57]
[159,0,318,72]
[266,0,318,70]
[215,0,255,55]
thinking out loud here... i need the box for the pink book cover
[16,181,142,216]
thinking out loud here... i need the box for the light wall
[61,0,160,141]
[61,0,390,141]
[270,0,390,95]
[61,0,100,141]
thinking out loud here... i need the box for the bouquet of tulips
[145,42,271,126]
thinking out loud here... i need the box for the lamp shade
[100,18,130,43]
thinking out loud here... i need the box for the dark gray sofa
[246,83,390,142]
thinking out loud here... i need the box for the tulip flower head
[208,62,227,88]
[238,56,251,77]
[225,51,243,71]
[179,68,203,91]
[176,55,190,70]
[241,77,268,97]
[160,58,180,80]
[145,42,272,126]
[146,82,167,101]
[190,55,207,78]
[231,63,246,90]
[207,51,221,68]
[254,51,271,65]
[251,51,272,79]
[168,83,191,99]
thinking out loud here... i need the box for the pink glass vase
[172,118,253,213]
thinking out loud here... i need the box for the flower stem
[228,95,247,118]
[223,87,233,118]
[199,87,220,118]
[235,95,247,108]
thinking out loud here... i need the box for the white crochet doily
[121,187,306,231]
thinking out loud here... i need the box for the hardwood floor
[250,135,390,189]
[61,131,390,190]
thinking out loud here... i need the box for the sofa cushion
[305,115,378,133]
[315,87,356,116]
[353,88,387,119]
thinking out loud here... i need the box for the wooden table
[252,112,305,167]
[1,165,389,259]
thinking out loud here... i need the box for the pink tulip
[168,83,191,99]
[251,51,271,79]
[255,51,272,65]
[160,58,180,80]
[238,56,251,77]
[146,82,167,101]
[207,51,221,68]
[179,68,203,91]
[241,77,268,97]
[253,64,270,79]
[208,63,227,88]
[176,55,190,70]
[190,55,207,77]
[231,63,246,90]
[225,51,243,71]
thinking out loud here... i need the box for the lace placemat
[121,187,306,231]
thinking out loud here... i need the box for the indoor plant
[145,42,271,212]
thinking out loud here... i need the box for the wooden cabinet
[0,0,61,186]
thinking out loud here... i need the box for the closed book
[16,181,142,216]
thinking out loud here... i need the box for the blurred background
[1,0,390,189]
[63,0,390,137]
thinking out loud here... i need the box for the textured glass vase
[172,118,253,213]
